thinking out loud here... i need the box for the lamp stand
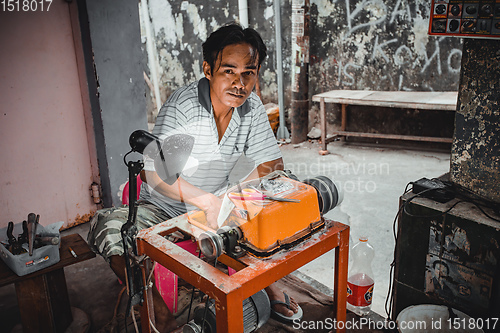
[121,157,146,315]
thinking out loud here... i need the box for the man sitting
[88,22,301,332]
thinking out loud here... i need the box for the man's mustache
[228,88,247,95]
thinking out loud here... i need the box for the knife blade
[217,193,235,228]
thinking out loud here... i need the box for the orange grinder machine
[137,170,345,333]
[193,171,343,260]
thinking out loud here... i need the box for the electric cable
[186,250,203,324]
[385,179,500,321]
[384,183,411,321]
[149,319,161,333]
[201,256,219,333]
[145,260,161,333]
[386,183,456,320]
[131,307,140,333]
[405,178,500,222]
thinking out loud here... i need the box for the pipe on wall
[274,0,290,140]
[291,0,310,144]
[238,0,248,28]
[140,0,162,117]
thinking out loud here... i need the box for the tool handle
[27,213,38,256]
[18,220,28,244]
[36,234,60,245]
[7,222,16,244]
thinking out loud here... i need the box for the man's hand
[243,158,284,182]
[201,193,222,229]
[142,170,222,229]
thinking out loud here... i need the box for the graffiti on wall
[142,0,464,119]
[311,0,463,92]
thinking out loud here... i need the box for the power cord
[384,183,411,321]
[201,256,218,333]
[385,179,500,321]
[405,178,500,222]
[385,184,443,321]
[184,251,219,333]
[186,250,203,324]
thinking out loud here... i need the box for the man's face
[203,42,259,114]
[435,262,448,278]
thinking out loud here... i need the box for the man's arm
[140,170,221,229]
[242,157,284,182]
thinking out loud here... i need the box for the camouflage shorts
[87,202,171,261]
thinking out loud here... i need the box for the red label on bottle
[347,282,374,307]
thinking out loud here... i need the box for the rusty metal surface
[451,39,500,204]
[393,192,500,318]
[291,0,310,144]
[63,212,95,230]
[136,215,350,333]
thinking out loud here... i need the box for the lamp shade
[129,130,194,185]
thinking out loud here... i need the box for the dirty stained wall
[145,0,462,136]
[86,0,148,207]
[145,0,291,107]
[310,0,462,92]
[451,39,500,204]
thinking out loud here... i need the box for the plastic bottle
[346,236,375,316]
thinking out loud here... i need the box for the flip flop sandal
[270,292,303,324]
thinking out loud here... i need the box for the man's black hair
[202,22,267,73]
[432,260,449,275]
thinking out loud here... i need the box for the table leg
[216,292,244,333]
[15,268,73,333]
[340,103,347,142]
[334,227,349,333]
[341,104,347,132]
[320,97,328,152]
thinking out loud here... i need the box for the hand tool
[27,213,39,256]
[6,221,23,255]
[18,220,28,244]
[228,188,300,203]
[7,222,16,245]
[35,233,60,246]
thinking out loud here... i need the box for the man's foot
[265,285,299,317]
[152,286,179,332]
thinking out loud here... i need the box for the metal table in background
[136,215,350,333]
[312,90,458,153]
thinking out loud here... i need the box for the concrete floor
[0,140,450,332]
[281,140,450,317]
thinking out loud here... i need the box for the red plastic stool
[154,240,199,312]
[122,175,143,205]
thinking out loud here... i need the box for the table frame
[136,216,350,333]
[312,90,458,152]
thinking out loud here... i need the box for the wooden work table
[0,233,95,333]
[312,90,458,152]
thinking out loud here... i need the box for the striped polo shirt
[140,77,282,218]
